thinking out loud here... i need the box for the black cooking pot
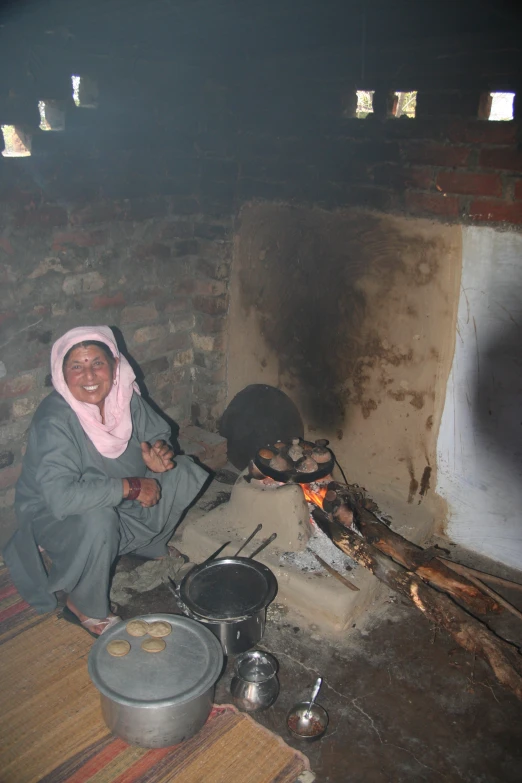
[176,557,278,656]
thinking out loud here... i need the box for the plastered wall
[437,227,522,568]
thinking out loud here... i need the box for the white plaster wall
[437,227,522,568]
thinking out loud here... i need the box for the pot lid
[179,558,278,621]
[88,613,223,707]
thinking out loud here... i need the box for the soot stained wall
[228,203,462,506]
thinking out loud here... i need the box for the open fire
[301,484,328,508]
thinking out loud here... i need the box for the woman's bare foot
[66,599,119,637]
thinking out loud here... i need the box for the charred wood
[332,523,522,702]
[355,506,499,617]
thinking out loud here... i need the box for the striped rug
[0,562,310,783]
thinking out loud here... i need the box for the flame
[301,484,328,508]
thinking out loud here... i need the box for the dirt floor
[117,525,522,782]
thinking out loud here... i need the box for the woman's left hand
[141,440,176,473]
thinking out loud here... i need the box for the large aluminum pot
[177,557,278,656]
[88,613,223,748]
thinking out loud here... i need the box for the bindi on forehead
[66,351,106,367]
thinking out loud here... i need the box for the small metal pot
[230,650,279,712]
[177,557,278,656]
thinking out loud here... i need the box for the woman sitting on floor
[3,325,208,637]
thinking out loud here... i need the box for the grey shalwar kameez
[3,390,208,618]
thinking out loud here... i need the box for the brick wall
[229,116,522,225]
[0,167,231,536]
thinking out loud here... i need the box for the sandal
[61,605,122,639]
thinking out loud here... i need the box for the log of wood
[331,522,522,701]
[441,559,522,624]
[351,505,499,616]
[438,558,522,593]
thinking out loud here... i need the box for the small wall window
[393,91,417,118]
[488,92,515,121]
[1,125,31,157]
[356,90,374,118]
[71,75,98,108]
[38,100,65,131]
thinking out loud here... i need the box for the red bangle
[127,477,141,501]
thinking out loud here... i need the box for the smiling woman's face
[63,344,117,415]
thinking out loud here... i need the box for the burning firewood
[354,507,499,617]
[319,483,498,617]
[330,523,522,702]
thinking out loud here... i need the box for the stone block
[168,313,196,333]
[0,450,14,469]
[133,324,168,345]
[15,205,67,229]
[191,333,215,352]
[0,374,35,399]
[52,230,107,250]
[62,271,105,295]
[121,304,159,325]
[176,279,227,297]
[196,314,226,334]
[0,402,11,423]
[0,487,15,508]
[164,298,189,314]
[91,292,126,310]
[193,222,228,240]
[0,238,14,255]
[169,197,201,215]
[135,243,171,261]
[163,403,191,427]
[70,202,122,225]
[0,463,21,489]
[159,221,194,240]
[140,356,169,376]
[178,424,228,471]
[192,295,228,315]
[173,239,199,257]
[12,397,38,418]
[129,331,190,364]
[172,348,194,366]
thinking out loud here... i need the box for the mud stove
[176,439,383,631]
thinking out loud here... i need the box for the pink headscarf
[51,326,140,459]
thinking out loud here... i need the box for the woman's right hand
[123,477,161,507]
[137,478,161,507]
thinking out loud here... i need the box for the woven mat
[0,564,310,783]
